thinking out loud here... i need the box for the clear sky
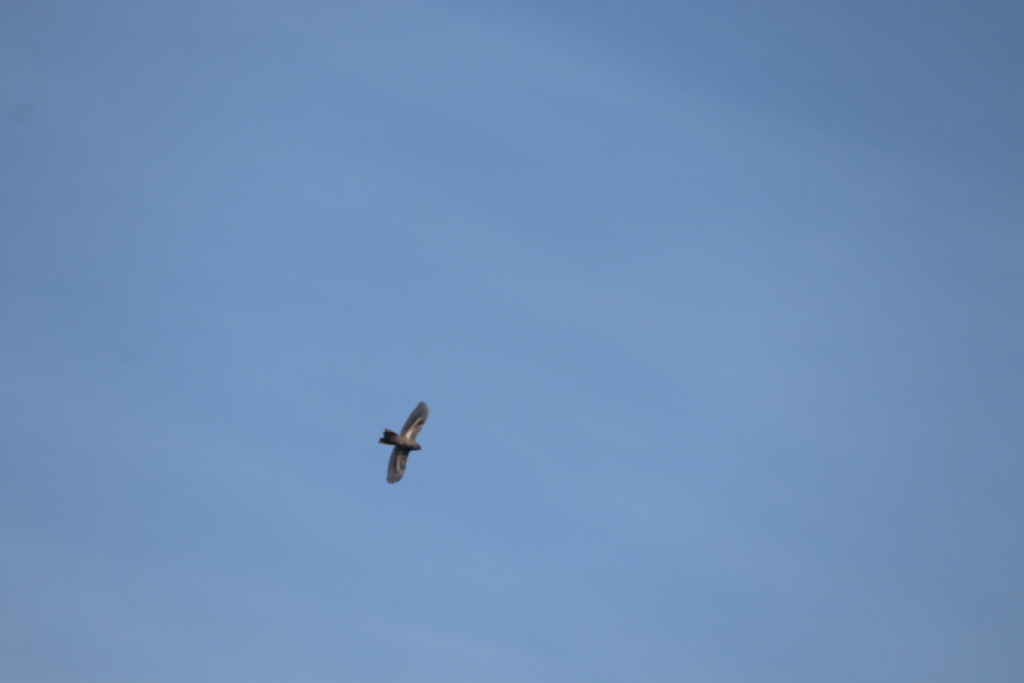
[2,1,1022,681]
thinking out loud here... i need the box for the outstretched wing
[387,447,409,484]
[400,401,429,440]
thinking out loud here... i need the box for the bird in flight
[379,401,429,483]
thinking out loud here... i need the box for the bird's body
[380,402,429,483]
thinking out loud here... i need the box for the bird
[379,402,429,483]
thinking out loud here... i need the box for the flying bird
[379,401,429,483]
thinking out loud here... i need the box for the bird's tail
[379,429,399,445]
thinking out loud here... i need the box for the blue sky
[2,1,1022,681]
